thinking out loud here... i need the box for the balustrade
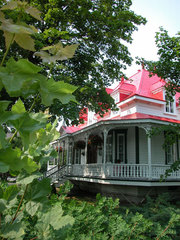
[69,163,180,180]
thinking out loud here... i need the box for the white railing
[68,164,180,180]
[152,165,180,179]
[106,164,149,179]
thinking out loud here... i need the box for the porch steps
[43,165,67,185]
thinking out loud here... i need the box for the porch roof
[110,112,180,124]
[60,113,180,138]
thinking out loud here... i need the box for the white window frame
[164,92,176,114]
[166,143,176,165]
[106,134,113,163]
[75,148,81,164]
[117,133,125,163]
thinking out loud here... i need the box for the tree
[0,2,75,238]
[0,0,146,124]
[137,28,180,98]
[138,28,180,177]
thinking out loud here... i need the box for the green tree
[0,0,146,124]
[138,28,180,98]
[0,2,75,238]
[138,28,180,176]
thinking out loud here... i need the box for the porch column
[66,138,69,165]
[147,136,152,180]
[142,126,152,180]
[57,141,60,169]
[85,135,88,164]
[113,130,115,163]
[103,129,108,164]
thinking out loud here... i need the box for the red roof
[110,112,180,124]
[62,126,82,134]
[106,87,113,94]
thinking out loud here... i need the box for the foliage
[52,184,180,240]
[0,0,147,124]
[137,28,180,100]
[137,28,180,176]
[0,1,77,239]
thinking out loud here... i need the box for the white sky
[123,0,180,77]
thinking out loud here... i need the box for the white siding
[136,101,178,120]
[139,128,148,164]
[127,127,136,164]
[151,133,165,164]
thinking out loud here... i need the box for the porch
[67,163,180,181]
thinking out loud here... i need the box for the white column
[85,135,88,164]
[57,141,60,169]
[102,129,108,178]
[66,138,69,165]
[103,129,108,164]
[147,136,152,180]
[113,130,115,163]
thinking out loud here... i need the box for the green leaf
[0,187,3,198]
[36,203,74,237]
[0,19,37,35]
[14,32,35,51]
[6,58,42,74]
[0,147,39,174]
[0,199,7,213]
[17,172,42,185]
[34,50,59,63]
[1,221,25,240]
[3,31,14,49]
[36,42,79,63]
[31,178,51,201]
[12,99,26,113]
[0,100,11,112]
[0,126,9,149]
[25,6,41,21]
[0,160,9,173]
[40,78,77,106]
[0,58,44,97]
[26,201,41,216]
[3,185,19,201]
[1,1,18,10]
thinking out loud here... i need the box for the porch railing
[67,163,180,180]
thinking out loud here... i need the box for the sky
[123,0,180,77]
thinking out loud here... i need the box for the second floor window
[165,94,175,114]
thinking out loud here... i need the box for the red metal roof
[110,112,180,124]
[62,126,82,134]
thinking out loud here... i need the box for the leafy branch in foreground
[0,1,77,239]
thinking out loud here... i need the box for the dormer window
[112,93,119,103]
[165,93,175,114]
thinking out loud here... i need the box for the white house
[48,68,180,203]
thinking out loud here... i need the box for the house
[48,67,180,203]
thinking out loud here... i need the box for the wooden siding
[139,128,148,164]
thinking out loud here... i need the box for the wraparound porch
[67,163,180,181]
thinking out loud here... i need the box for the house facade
[48,68,180,203]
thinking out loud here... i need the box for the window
[106,135,113,162]
[75,149,81,164]
[166,144,176,165]
[116,133,125,163]
[165,94,175,114]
